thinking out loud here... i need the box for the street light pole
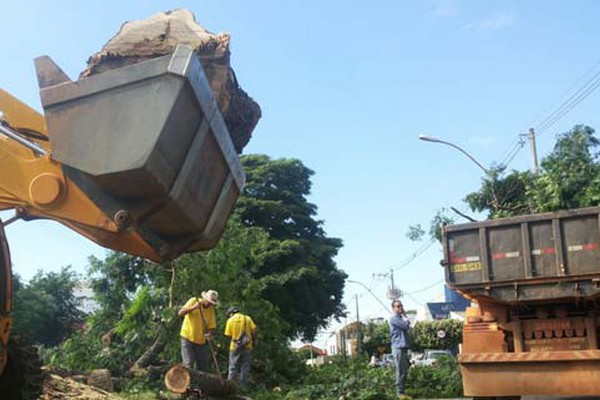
[347,279,392,312]
[418,134,489,174]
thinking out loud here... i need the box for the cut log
[87,369,113,392]
[81,9,261,153]
[164,364,237,396]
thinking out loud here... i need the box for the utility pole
[528,127,539,174]
[343,316,348,361]
[374,268,402,300]
[355,294,361,355]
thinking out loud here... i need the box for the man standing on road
[224,306,257,386]
[389,299,411,400]
[178,289,219,371]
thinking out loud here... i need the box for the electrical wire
[496,59,600,171]
[498,135,522,167]
[536,73,600,135]
[528,59,600,133]
[408,279,444,295]
[502,135,528,169]
[389,238,436,273]
[499,137,526,170]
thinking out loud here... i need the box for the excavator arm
[0,38,256,400]
[0,89,159,258]
[0,45,246,399]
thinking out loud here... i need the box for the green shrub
[409,319,463,352]
[406,356,463,398]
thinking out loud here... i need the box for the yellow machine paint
[0,45,245,397]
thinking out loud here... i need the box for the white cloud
[464,13,516,31]
[467,136,497,148]
[433,2,459,19]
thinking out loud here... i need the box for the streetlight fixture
[418,134,489,174]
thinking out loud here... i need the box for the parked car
[372,351,417,368]
[412,349,453,366]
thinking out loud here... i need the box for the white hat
[201,290,219,305]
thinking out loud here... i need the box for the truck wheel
[0,337,43,399]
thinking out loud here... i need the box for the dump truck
[0,44,246,398]
[443,206,600,399]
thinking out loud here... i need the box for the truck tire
[0,337,43,399]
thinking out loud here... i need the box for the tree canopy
[12,268,85,346]
[465,125,600,218]
[44,153,345,387]
[236,154,347,340]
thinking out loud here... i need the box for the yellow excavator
[0,45,245,398]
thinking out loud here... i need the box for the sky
[1,1,600,348]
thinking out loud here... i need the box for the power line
[536,73,600,134]
[388,238,436,273]
[498,135,522,167]
[502,134,525,169]
[497,59,600,171]
[527,60,600,134]
[408,279,444,295]
[502,134,527,169]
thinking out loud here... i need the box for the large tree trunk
[164,364,237,397]
[81,9,261,154]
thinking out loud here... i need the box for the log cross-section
[164,364,238,396]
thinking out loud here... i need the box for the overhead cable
[528,59,600,134]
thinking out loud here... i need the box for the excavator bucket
[34,45,245,261]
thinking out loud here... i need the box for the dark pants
[228,348,252,386]
[181,337,210,372]
[392,347,409,394]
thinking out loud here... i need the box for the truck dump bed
[443,207,600,303]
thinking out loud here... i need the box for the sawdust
[41,373,123,400]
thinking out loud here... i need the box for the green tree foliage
[406,356,463,398]
[47,220,306,386]
[465,125,600,218]
[236,154,347,340]
[274,358,397,400]
[249,356,463,400]
[12,267,85,346]
[409,319,463,352]
[464,167,535,218]
[47,154,344,388]
[408,208,455,242]
[362,320,391,356]
[86,253,163,335]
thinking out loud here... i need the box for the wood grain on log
[164,364,238,396]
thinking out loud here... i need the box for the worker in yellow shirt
[178,290,219,371]
[224,306,257,386]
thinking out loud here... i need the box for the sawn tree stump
[164,364,238,396]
